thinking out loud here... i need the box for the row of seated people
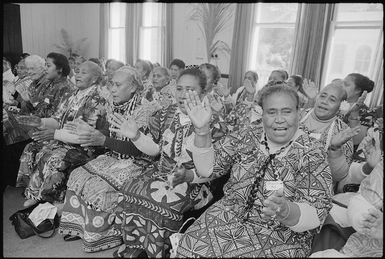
[2,52,383,257]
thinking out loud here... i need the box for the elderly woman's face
[244,72,257,85]
[314,86,343,120]
[110,71,136,104]
[16,60,28,78]
[26,61,44,80]
[75,63,96,90]
[152,68,169,89]
[176,74,202,114]
[106,62,121,81]
[262,92,299,145]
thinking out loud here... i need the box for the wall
[18,3,100,58]
[172,3,235,74]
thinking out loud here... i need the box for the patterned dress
[58,93,154,252]
[140,82,177,116]
[113,104,225,258]
[176,125,333,257]
[224,101,263,133]
[16,85,109,203]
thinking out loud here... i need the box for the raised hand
[207,94,223,113]
[215,85,231,98]
[170,166,194,188]
[363,130,382,168]
[329,126,361,149]
[244,79,256,95]
[303,78,318,99]
[109,113,139,139]
[184,90,212,130]
[351,91,368,112]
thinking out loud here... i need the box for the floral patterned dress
[16,85,109,203]
[58,93,155,252]
[113,104,225,258]
[176,125,333,258]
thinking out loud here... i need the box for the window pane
[139,27,162,63]
[142,2,163,27]
[250,27,296,86]
[108,28,126,64]
[324,28,380,85]
[110,2,126,28]
[336,4,383,22]
[256,3,298,23]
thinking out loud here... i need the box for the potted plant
[54,28,89,57]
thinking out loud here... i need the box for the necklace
[241,133,293,224]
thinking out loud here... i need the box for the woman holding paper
[16,61,109,207]
[176,82,333,257]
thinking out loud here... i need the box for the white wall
[172,3,235,74]
[19,3,100,58]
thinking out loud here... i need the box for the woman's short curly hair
[115,66,143,91]
[257,81,300,110]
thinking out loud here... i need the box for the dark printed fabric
[176,124,333,257]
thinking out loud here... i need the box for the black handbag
[9,202,60,239]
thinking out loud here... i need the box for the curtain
[227,4,255,94]
[162,3,173,67]
[125,3,142,66]
[290,3,335,88]
[369,50,383,107]
[99,3,109,59]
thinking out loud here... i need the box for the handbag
[9,202,60,239]
[169,217,196,258]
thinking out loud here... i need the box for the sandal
[63,234,81,241]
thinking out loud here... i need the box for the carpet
[2,185,117,258]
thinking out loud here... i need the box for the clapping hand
[303,78,318,99]
[109,113,139,139]
[184,90,212,130]
[329,126,361,149]
[31,128,55,142]
[261,188,290,222]
[361,207,383,239]
[362,130,382,168]
[170,165,194,188]
[78,128,106,147]
[244,79,256,96]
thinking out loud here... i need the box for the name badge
[265,180,284,191]
[44,98,50,104]
[309,132,322,140]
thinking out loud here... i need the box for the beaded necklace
[241,133,293,224]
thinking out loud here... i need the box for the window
[322,4,383,86]
[139,2,165,64]
[108,2,127,63]
[249,3,299,88]
[354,45,371,73]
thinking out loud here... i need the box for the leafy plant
[54,28,89,57]
[189,3,234,62]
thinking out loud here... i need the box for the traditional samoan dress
[224,100,263,133]
[20,73,47,114]
[58,93,155,252]
[140,82,177,117]
[16,85,109,203]
[32,77,75,118]
[176,125,333,257]
[113,104,225,258]
[13,75,33,103]
[300,109,354,185]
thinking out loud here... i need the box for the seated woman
[287,75,312,109]
[342,73,375,150]
[135,59,153,91]
[30,52,75,118]
[16,61,109,207]
[109,68,226,258]
[141,66,176,113]
[310,141,383,257]
[100,59,124,103]
[58,66,154,252]
[10,58,33,105]
[176,83,333,257]
[169,58,185,82]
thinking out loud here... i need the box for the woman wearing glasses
[175,82,333,257]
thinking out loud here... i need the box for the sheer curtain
[162,3,173,67]
[99,3,109,59]
[125,3,142,66]
[228,4,256,93]
[290,3,335,88]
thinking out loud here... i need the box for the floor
[2,185,117,258]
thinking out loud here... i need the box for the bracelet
[130,130,141,142]
[194,126,211,136]
[278,202,291,222]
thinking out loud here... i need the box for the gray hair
[154,66,170,78]
[257,82,300,110]
[24,54,46,69]
[115,66,143,91]
[80,61,103,85]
